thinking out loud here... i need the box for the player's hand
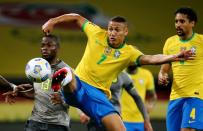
[79,112,90,125]
[50,92,63,105]
[2,84,32,104]
[42,18,55,35]
[174,49,196,61]
[144,119,153,131]
[146,103,155,113]
[2,90,17,104]
[158,72,169,86]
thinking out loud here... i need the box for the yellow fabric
[163,33,203,100]
[121,68,155,122]
[75,21,143,98]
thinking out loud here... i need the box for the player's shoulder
[164,35,178,47]
[194,33,203,41]
[57,60,72,69]
[83,20,104,31]
[124,44,138,51]
[166,35,178,42]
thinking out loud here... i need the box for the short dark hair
[175,7,198,23]
[110,16,127,24]
[44,34,60,47]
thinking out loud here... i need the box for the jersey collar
[107,38,126,49]
[179,32,195,43]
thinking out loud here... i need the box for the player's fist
[42,18,55,35]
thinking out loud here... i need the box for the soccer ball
[25,58,51,82]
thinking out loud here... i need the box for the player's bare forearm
[19,88,34,99]
[140,49,194,65]
[16,84,34,99]
[42,13,86,34]
[140,54,176,65]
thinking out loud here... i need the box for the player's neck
[180,31,194,41]
[49,58,60,65]
[107,39,125,49]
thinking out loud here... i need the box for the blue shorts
[123,122,144,131]
[167,97,203,131]
[61,76,118,125]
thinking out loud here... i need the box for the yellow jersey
[121,68,155,122]
[163,33,203,100]
[75,21,143,98]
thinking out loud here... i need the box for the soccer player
[121,65,157,131]
[42,13,194,131]
[158,7,203,131]
[3,34,71,131]
[78,71,153,131]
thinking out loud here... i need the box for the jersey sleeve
[81,20,102,38]
[129,46,144,66]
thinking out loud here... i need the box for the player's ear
[124,27,128,36]
[190,21,195,27]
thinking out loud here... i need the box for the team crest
[114,50,121,58]
[104,47,112,55]
[139,79,144,85]
[190,46,196,55]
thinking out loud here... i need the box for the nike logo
[188,120,195,123]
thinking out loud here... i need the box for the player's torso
[165,33,203,100]
[76,31,138,96]
[30,61,70,125]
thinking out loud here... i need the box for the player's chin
[41,55,49,60]
[176,31,184,36]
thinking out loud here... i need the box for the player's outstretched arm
[139,49,195,65]
[2,84,34,104]
[42,13,86,34]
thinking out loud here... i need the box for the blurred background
[0,0,202,131]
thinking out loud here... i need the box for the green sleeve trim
[135,55,143,66]
[82,20,89,32]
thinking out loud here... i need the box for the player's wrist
[171,54,179,61]
[9,83,17,91]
